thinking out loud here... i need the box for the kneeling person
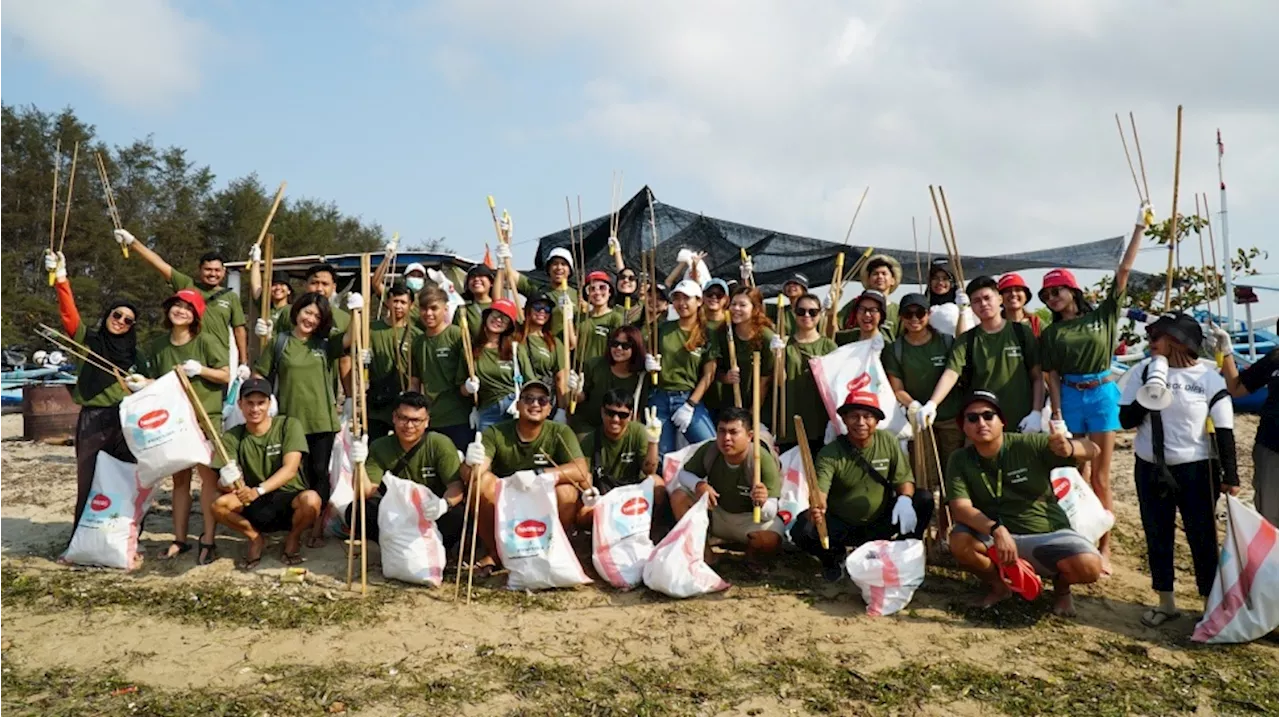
[213,378,322,568]
[946,390,1103,617]
[578,389,665,525]
[672,407,783,566]
[792,395,932,581]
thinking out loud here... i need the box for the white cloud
[3,0,213,109]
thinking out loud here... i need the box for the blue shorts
[1061,372,1121,435]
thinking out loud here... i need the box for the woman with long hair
[648,280,718,454]
[462,298,520,431]
[133,289,229,564]
[516,293,565,403]
[718,285,778,418]
[576,271,623,366]
[1039,203,1146,574]
[570,324,649,435]
[776,292,836,455]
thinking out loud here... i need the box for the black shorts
[241,490,300,533]
[346,496,466,548]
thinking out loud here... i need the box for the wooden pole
[1164,106,1184,311]
[751,352,762,524]
[840,186,871,245]
[821,252,845,339]
[1115,112,1145,202]
[174,368,233,472]
[345,321,362,591]
[454,464,477,601]
[646,190,661,385]
[1130,112,1152,204]
[48,138,61,286]
[1203,192,1225,320]
[258,234,274,350]
[793,417,828,549]
[727,311,742,408]
[464,435,484,604]
[57,141,79,255]
[254,182,287,250]
[937,187,964,285]
[35,324,132,393]
[772,294,784,438]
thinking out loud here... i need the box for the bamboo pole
[646,191,661,385]
[1115,113,1145,202]
[772,293,784,438]
[937,187,964,285]
[821,252,845,338]
[258,234,274,351]
[254,181,287,249]
[751,352,762,524]
[840,186,870,245]
[35,324,132,393]
[793,417,828,549]
[464,433,485,604]
[454,456,478,601]
[912,217,923,292]
[1130,112,1152,205]
[48,138,61,286]
[57,141,79,256]
[1203,192,1225,320]
[174,368,234,476]
[1163,106,1184,310]
[727,310,741,408]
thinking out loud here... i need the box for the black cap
[959,390,1004,422]
[239,377,273,399]
[519,378,554,397]
[928,258,954,280]
[785,272,810,289]
[1148,313,1203,350]
[270,270,291,286]
[651,283,668,300]
[467,264,495,279]
[854,290,887,326]
[899,293,929,311]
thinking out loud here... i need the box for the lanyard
[976,443,1007,513]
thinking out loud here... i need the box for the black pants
[792,494,934,568]
[430,424,473,453]
[74,405,135,530]
[345,495,465,549]
[1135,456,1220,596]
[304,432,336,505]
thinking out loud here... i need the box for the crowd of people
[44,198,1278,624]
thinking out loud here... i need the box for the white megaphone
[1137,355,1172,410]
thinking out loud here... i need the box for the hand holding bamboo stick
[793,417,828,550]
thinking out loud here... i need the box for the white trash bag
[659,439,712,496]
[642,493,730,598]
[496,472,591,591]
[119,371,212,486]
[62,453,157,570]
[591,478,656,589]
[1193,496,1279,643]
[777,446,809,540]
[1050,467,1115,545]
[378,474,449,587]
[845,539,926,616]
[324,425,356,538]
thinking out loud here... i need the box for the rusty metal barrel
[22,384,80,442]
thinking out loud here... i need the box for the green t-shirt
[816,431,911,526]
[481,420,584,476]
[579,421,650,489]
[947,321,1040,425]
[765,302,797,336]
[454,299,489,341]
[684,442,782,515]
[576,310,623,366]
[70,322,132,408]
[366,432,461,497]
[253,333,346,435]
[883,331,963,421]
[221,415,309,493]
[569,356,648,434]
[468,346,517,409]
[701,318,727,413]
[275,295,348,336]
[1039,285,1121,376]
[367,320,422,426]
[782,335,838,443]
[944,433,1074,535]
[656,321,717,394]
[170,270,245,368]
[139,332,227,418]
[518,332,562,386]
[716,326,776,409]
[541,285,576,338]
[270,304,291,333]
[412,326,470,429]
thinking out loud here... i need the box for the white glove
[1050,419,1072,438]
[566,371,583,393]
[113,228,136,247]
[759,497,780,522]
[125,373,148,392]
[468,408,479,429]
[465,434,487,466]
[427,268,446,286]
[558,296,574,323]
[507,399,520,417]
[676,248,694,265]
[421,496,449,521]
[672,402,695,433]
[821,294,833,310]
[510,469,538,490]
[581,486,601,508]
[1205,322,1232,355]
[645,354,662,373]
[956,292,970,308]
[349,435,369,464]
[1137,200,1154,228]
[607,235,621,255]
[499,214,513,240]
[462,376,480,396]
[181,359,203,378]
[645,407,662,444]
[254,318,272,337]
[891,495,917,535]
[54,252,67,281]
[218,462,243,489]
[341,397,354,424]
[1017,411,1042,434]
[345,292,364,312]
[740,255,754,280]
[236,364,251,382]
[770,335,785,352]
[496,242,512,261]
[44,249,58,271]
[248,244,262,264]
[915,400,937,429]
[552,407,567,423]
[869,334,885,353]
[359,348,372,366]
[906,400,922,424]
[384,235,399,254]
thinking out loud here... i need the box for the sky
[3,0,1278,305]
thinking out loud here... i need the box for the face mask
[406,277,425,292]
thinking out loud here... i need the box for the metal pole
[1246,301,1257,360]
[1217,129,1235,330]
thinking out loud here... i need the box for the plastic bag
[810,339,910,442]
[845,539,926,616]
[323,426,356,538]
[495,472,591,590]
[119,371,212,487]
[642,493,730,598]
[591,477,656,589]
[378,474,448,587]
[1193,496,1279,643]
[777,446,809,539]
[1050,467,1115,545]
[61,453,156,570]
[659,440,712,496]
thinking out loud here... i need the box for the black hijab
[927,261,958,306]
[79,300,139,401]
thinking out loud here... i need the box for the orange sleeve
[55,280,80,337]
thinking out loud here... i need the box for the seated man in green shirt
[211,378,322,568]
[791,395,932,582]
[468,380,590,532]
[578,389,664,526]
[946,390,1103,617]
[671,406,783,567]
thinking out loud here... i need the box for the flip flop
[1140,608,1180,628]
[160,541,191,560]
[281,551,305,566]
[196,542,218,566]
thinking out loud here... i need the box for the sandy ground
[1,412,1275,716]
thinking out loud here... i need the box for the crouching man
[792,395,932,581]
[671,407,783,570]
[578,389,665,526]
[212,378,322,568]
[946,390,1103,617]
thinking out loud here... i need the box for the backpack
[958,321,1033,392]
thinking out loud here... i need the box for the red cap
[1040,268,1079,293]
[486,298,519,324]
[997,273,1029,293]
[585,270,613,286]
[165,289,206,318]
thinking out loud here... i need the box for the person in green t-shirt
[411,286,473,451]
[132,289,230,564]
[248,258,295,336]
[365,283,422,439]
[764,273,809,336]
[791,395,931,581]
[670,406,783,567]
[777,293,837,451]
[576,271,624,367]
[469,380,590,532]
[917,276,1044,436]
[210,378,320,569]
[837,255,901,341]
[462,299,522,431]
[699,279,731,420]
[516,293,566,405]
[568,325,649,435]
[834,289,890,347]
[716,285,778,417]
[997,273,1047,338]
[579,388,662,500]
[945,390,1102,617]
[648,280,719,454]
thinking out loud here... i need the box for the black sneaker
[821,564,843,583]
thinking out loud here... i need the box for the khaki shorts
[675,487,785,542]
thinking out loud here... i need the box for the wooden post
[727,311,742,408]
[751,352,762,524]
[258,234,274,351]
[174,369,239,490]
[1164,106,1184,311]
[793,416,828,549]
[254,182,287,250]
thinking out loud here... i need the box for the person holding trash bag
[578,389,664,526]
[946,390,1103,617]
[1119,314,1239,628]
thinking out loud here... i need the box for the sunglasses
[856,306,882,315]
[520,395,552,407]
[529,303,553,314]
[110,310,136,326]
[619,273,638,282]
[704,291,726,300]
[795,307,821,318]
[902,309,927,320]
[603,408,632,420]
[964,410,999,424]
[608,340,633,350]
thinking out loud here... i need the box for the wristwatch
[989,517,1002,535]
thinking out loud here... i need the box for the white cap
[404,262,426,276]
[547,247,574,270]
[671,279,703,299]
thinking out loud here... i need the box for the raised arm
[119,233,174,281]
[1113,203,1149,297]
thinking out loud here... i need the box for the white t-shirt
[1120,358,1233,466]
